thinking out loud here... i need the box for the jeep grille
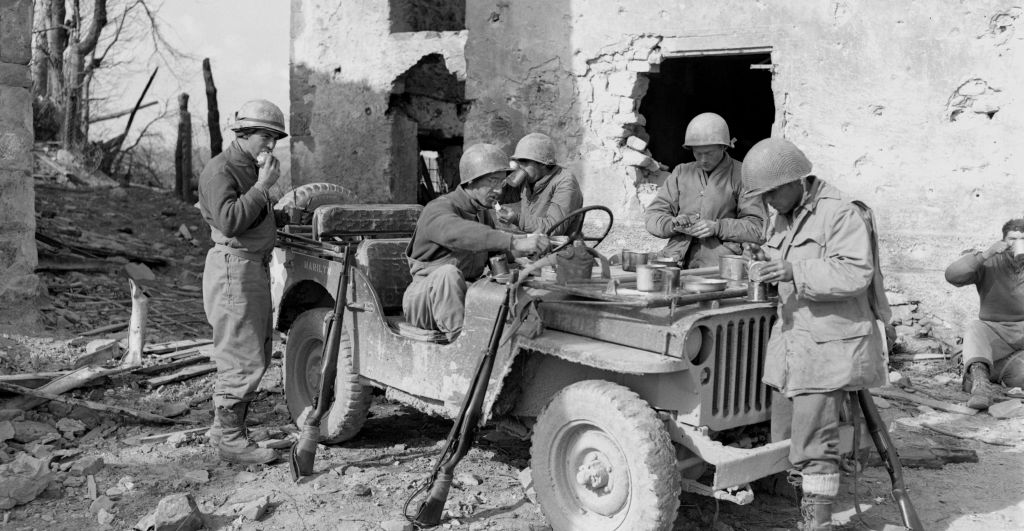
[701,311,776,431]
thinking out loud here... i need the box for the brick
[607,71,639,97]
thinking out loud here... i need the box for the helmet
[683,112,733,148]
[741,138,813,196]
[459,143,512,185]
[231,99,287,139]
[512,133,558,165]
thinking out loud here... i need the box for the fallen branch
[134,353,210,376]
[920,422,1014,447]
[3,365,132,410]
[145,363,216,388]
[0,381,186,425]
[890,352,949,362]
[78,322,129,337]
[870,387,978,416]
[143,338,213,355]
[134,427,208,444]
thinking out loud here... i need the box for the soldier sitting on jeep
[402,143,550,341]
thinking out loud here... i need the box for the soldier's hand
[981,240,1010,260]
[742,243,766,261]
[756,260,793,284]
[512,234,550,256]
[672,213,697,233]
[684,219,718,239]
[496,208,518,225]
[256,153,281,190]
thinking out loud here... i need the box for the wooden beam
[145,363,216,388]
[0,381,186,425]
[871,387,978,415]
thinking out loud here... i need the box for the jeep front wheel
[531,380,681,531]
[284,308,371,443]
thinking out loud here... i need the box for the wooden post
[122,278,149,368]
[202,58,223,157]
[175,93,193,202]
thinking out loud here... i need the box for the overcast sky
[94,0,290,152]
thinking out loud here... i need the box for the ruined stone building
[292,0,1024,322]
[0,0,36,303]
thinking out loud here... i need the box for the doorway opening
[638,53,774,168]
[388,54,467,204]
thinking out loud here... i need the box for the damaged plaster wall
[290,0,466,203]
[0,0,38,301]
[463,0,1024,325]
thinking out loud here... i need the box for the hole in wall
[389,0,466,33]
[638,53,775,168]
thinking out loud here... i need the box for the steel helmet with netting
[741,138,813,196]
[512,133,558,165]
[683,112,734,148]
[231,99,288,139]
[459,143,513,185]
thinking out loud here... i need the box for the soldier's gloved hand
[256,152,281,191]
[981,240,1010,260]
[512,234,550,257]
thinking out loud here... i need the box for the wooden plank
[134,353,210,376]
[143,338,213,355]
[151,345,213,361]
[891,352,948,362]
[871,387,978,415]
[0,372,69,382]
[0,381,186,425]
[79,322,129,337]
[145,363,216,387]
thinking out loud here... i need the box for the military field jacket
[518,167,584,236]
[762,178,887,397]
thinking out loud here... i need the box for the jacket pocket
[787,232,824,261]
[805,299,873,342]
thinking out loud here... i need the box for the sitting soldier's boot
[797,493,834,531]
[216,403,278,465]
[966,362,997,410]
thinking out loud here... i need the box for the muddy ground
[0,179,1021,531]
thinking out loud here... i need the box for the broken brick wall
[290,0,466,204]
[0,0,38,301]
[462,0,1024,327]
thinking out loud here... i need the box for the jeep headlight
[682,330,702,361]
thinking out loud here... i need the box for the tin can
[636,264,657,291]
[489,255,510,276]
[747,260,769,282]
[1012,240,1024,260]
[748,281,768,302]
[662,266,681,294]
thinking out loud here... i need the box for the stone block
[618,96,635,114]
[0,453,51,510]
[611,111,643,126]
[239,494,270,521]
[90,495,115,514]
[11,420,59,443]
[154,493,203,531]
[607,71,640,97]
[70,456,105,477]
[0,63,29,88]
[989,399,1024,419]
[626,136,648,152]
[0,129,31,171]
[0,0,34,64]
[381,520,414,531]
[627,61,658,73]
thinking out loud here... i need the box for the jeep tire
[531,380,681,530]
[275,182,359,224]
[284,308,371,443]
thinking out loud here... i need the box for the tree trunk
[46,0,67,102]
[61,42,83,147]
[175,93,193,203]
[32,0,51,97]
[202,58,223,157]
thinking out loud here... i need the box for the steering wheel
[544,205,613,255]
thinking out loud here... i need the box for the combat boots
[966,362,998,410]
[215,403,279,465]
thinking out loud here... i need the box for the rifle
[407,274,515,527]
[289,244,352,481]
[856,389,924,531]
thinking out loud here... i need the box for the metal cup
[1012,240,1024,260]
[636,264,657,291]
[489,255,510,276]
[748,281,768,302]
[662,266,681,294]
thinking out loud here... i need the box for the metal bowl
[680,276,729,293]
[621,250,649,272]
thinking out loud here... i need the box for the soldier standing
[198,99,289,465]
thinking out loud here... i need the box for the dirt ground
[0,181,1022,531]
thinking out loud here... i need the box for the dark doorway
[388,54,467,205]
[639,54,774,169]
